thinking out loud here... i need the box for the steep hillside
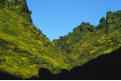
[0,0,69,79]
[54,10,121,67]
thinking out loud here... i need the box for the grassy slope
[54,11,121,67]
[54,30,121,68]
[0,7,70,79]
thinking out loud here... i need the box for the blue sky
[26,0,121,41]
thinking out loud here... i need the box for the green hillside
[0,0,70,79]
[0,0,121,79]
[54,11,121,67]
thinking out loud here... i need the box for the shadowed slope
[64,47,121,80]
[0,71,21,80]
[30,47,121,80]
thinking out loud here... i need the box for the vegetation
[0,0,121,79]
[54,11,121,67]
[0,0,70,79]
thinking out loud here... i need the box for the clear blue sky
[26,0,121,41]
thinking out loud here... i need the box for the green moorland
[0,0,121,79]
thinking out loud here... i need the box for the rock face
[0,0,32,22]
[7,0,29,12]
[0,0,27,8]
[0,0,30,15]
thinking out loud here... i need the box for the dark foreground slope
[28,47,121,80]
[0,71,21,80]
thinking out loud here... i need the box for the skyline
[26,0,121,41]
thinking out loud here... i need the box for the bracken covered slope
[0,0,121,79]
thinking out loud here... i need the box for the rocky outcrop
[0,0,31,18]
